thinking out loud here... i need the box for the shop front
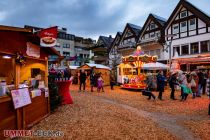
[174,54,210,72]
[0,26,59,139]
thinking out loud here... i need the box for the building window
[173,46,180,56]
[63,43,70,48]
[180,21,187,32]
[181,45,189,55]
[79,54,83,58]
[145,34,149,39]
[63,52,70,56]
[190,42,199,54]
[156,31,161,37]
[156,49,161,59]
[172,24,179,34]
[189,18,196,30]
[150,23,155,30]
[200,41,209,53]
[150,32,155,38]
[150,50,155,56]
[180,11,187,18]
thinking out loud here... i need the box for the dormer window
[180,11,187,18]
[172,24,179,34]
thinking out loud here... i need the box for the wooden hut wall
[20,59,46,84]
[94,68,110,86]
[0,57,14,84]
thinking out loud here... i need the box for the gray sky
[0,0,209,40]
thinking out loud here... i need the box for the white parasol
[142,62,169,70]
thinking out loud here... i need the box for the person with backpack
[169,72,179,100]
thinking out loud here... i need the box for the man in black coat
[79,69,87,92]
[169,72,179,100]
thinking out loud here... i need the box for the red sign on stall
[39,26,58,47]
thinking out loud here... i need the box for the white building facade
[165,0,210,71]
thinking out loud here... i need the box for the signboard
[11,88,32,109]
[26,42,40,58]
[40,26,57,47]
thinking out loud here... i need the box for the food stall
[77,63,111,86]
[0,25,60,139]
[117,47,157,89]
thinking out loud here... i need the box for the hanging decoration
[15,51,26,66]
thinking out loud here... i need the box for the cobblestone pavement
[31,85,210,140]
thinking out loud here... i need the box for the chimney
[109,35,112,38]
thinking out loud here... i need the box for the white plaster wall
[198,28,207,34]
[180,32,187,37]
[198,19,206,28]
[188,11,193,16]
[171,32,210,46]
[189,30,196,36]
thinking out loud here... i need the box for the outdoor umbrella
[142,62,169,70]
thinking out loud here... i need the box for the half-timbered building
[117,23,141,56]
[165,0,210,71]
[136,13,167,63]
[109,32,122,68]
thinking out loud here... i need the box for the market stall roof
[142,62,169,70]
[78,63,111,70]
[69,66,79,70]
[0,25,62,59]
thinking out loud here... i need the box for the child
[97,74,104,92]
[180,75,192,101]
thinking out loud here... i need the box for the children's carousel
[117,46,157,89]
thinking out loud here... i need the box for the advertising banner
[40,26,57,47]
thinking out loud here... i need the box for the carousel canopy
[142,62,169,70]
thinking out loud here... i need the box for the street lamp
[164,34,177,69]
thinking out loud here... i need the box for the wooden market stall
[0,25,60,139]
[77,63,111,86]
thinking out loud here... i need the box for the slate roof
[151,13,167,26]
[127,23,142,36]
[99,35,114,49]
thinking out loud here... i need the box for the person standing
[156,71,165,100]
[97,73,104,92]
[145,73,156,100]
[190,72,197,99]
[197,70,204,97]
[202,70,208,95]
[90,70,95,92]
[79,69,87,92]
[169,72,179,100]
[206,71,210,115]
[110,74,115,90]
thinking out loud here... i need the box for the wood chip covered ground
[31,85,210,140]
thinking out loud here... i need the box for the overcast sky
[0,0,209,40]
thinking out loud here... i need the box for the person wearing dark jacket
[156,71,166,100]
[169,72,179,100]
[79,69,87,92]
[90,70,95,92]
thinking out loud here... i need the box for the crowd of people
[144,70,210,102]
[144,69,210,115]
[78,69,115,93]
